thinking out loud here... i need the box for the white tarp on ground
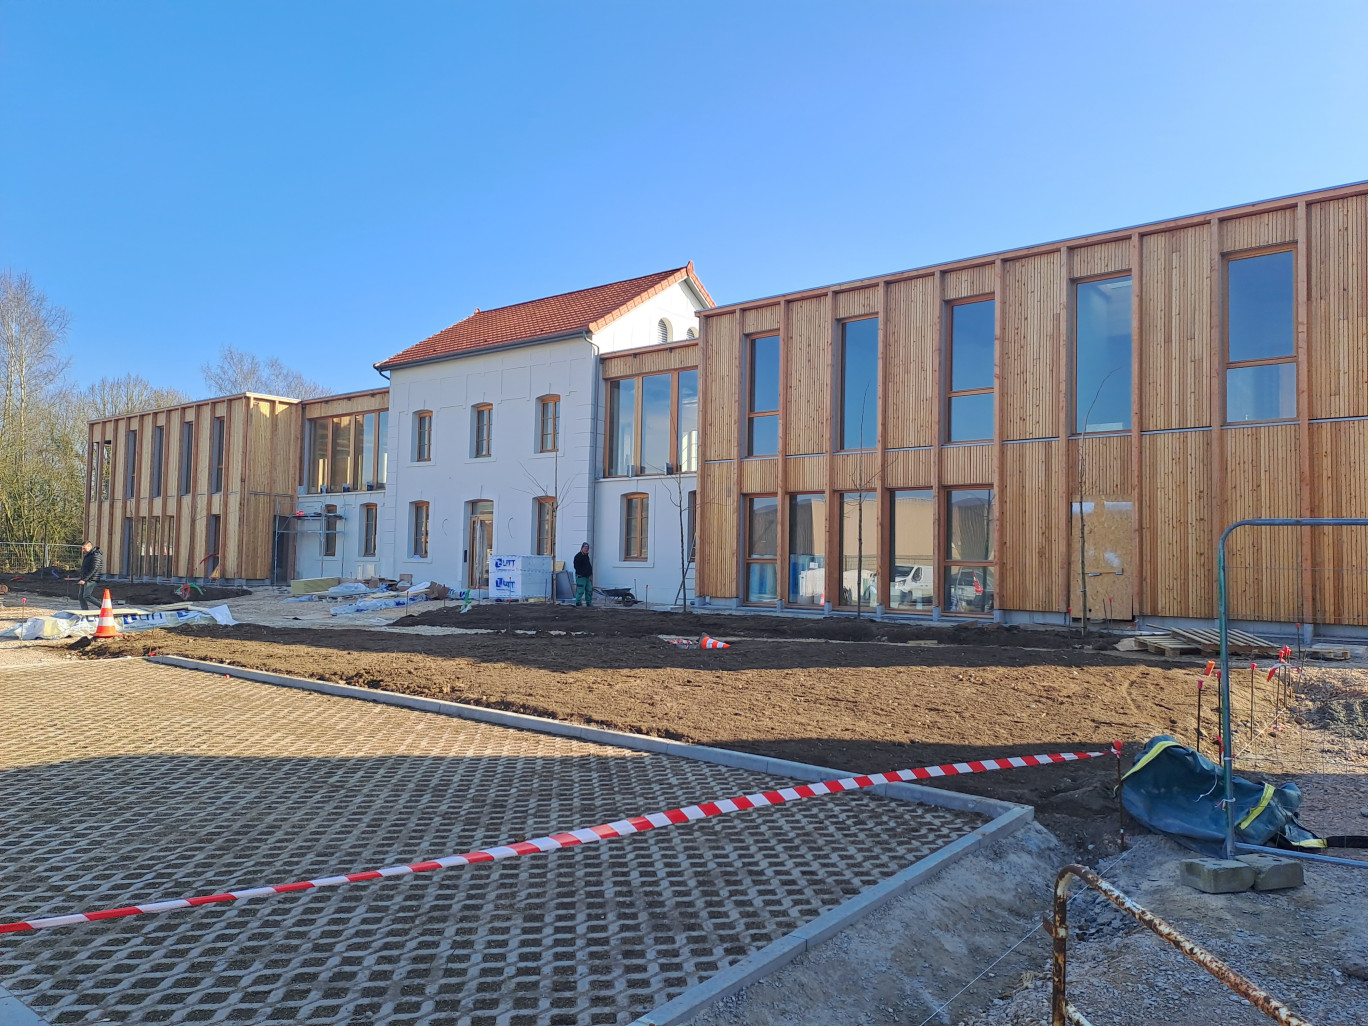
[0,604,238,641]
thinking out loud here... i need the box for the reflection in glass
[641,374,673,473]
[951,301,995,391]
[948,393,995,442]
[376,411,388,485]
[608,379,636,475]
[840,318,879,450]
[1075,277,1132,432]
[329,416,351,491]
[360,413,376,488]
[747,563,778,604]
[946,489,993,561]
[788,494,826,606]
[1227,364,1297,422]
[944,565,995,614]
[750,336,780,413]
[839,492,878,607]
[748,497,778,557]
[677,370,698,472]
[749,414,778,457]
[1228,252,1294,362]
[889,490,933,610]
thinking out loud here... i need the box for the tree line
[0,270,330,548]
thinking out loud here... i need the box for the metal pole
[1218,527,1235,859]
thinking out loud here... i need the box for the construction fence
[0,542,84,575]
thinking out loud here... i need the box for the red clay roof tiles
[376,264,712,371]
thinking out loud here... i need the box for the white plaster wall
[592,280,704,354]
[291,490,388,581]
[382,338,598,593]
[592,473,697,607]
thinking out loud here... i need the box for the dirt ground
[1,573,247,606]
[79,601,1336,856]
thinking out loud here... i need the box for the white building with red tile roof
[375,265,711,603]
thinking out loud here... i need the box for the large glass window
[539,396,560,452]
[126,430,138,498]
[677,370,698,472]
[641,374,673,473]
[747,335,780,456]
[839,318,879,450]
[1075,277,1133,433]
[787,494,826,606]
[376,411,389,484]
[474,404,493,458]
[745,496,778,603]
[306,411,389,493]
[150,426,165,498]
[210,417,225,494]
[179,422,194,495]
[947,300,995,442]
[535,497,555,556]
[945,488,994,615]
[206,513,221,577]
[624,493,649,560]
[1226,251,1296,422]
[98,440,112,500]
[608,378,637,476]
[361,503,377,557]
[328,416,352,491]
[360,413,376,488]
[838,492,877,608]
[889,489,933,611]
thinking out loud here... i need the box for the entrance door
[468,501,493,590]
[272,516,296,585]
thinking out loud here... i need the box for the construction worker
[573,542,593,607]
[76,541,105,610]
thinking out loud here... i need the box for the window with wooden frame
[411,501,430,558]
[538,396,560,452]
[98,440,112,501]
[179,422,194,495]
[534,497,555,556]
[206,513,221,578]
[746,334,779,457]
[787,493,826,606]
[323,504,339,557]
[744,495,778,603]
[125,429,139,498]
[305,411,388,494]
[605,368,697,476]
[623,493,649,560]
[1225,249,1296,423]
[838,318,879,451]
[473,404,493,458]
[1074,276,1133,433]
[210,416,226,493]
[361,503,378,557]
[150,425,165,498]
[838,491,877,608]
[946,299,995,443]
[889,489,933,611]
[944,488,994,615]
[413,411,433,462]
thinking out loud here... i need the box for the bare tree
[82,374,190,419]
[518,447,579,599]
[0,271,76,545]
[660,471,696,612]
[202,345,331,399]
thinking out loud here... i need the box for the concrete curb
[627,805,1034,1026]
[144,654,1021,818]
[0,985,50,1026]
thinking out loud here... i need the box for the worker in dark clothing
[572,542,593,607]
[77,541,105,610]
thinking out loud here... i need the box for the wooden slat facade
[696,181,1368,624]
[84,394,302,582]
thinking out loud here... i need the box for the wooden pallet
[1307,644,1352,661]
[1167,625,1280,657]
[1139,635,1200,656]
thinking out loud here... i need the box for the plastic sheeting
[1121,735,1321,856]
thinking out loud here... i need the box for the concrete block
[1179,857,1255,893]
[1236,853,1306,891]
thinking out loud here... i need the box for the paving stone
[1178,857,1255,893]
[0,660,978,1024]
[1236,853,1306,891]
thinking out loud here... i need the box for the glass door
[468,500,493,590]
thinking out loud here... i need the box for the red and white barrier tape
[0,744,1118,935]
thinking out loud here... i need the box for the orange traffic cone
[700,634,729,650]
[94,589,119,638]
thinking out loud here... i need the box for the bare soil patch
[4,573,248,606]
[82,613,1296,855]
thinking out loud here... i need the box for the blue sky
[3,1,1366,396]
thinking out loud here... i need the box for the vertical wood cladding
[700,312,738,462]
[1141,224,1211,430]
[697,459,738,598]
[695,183,1368,623]
[1001,252,1063,441]
[784,296,831,456]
